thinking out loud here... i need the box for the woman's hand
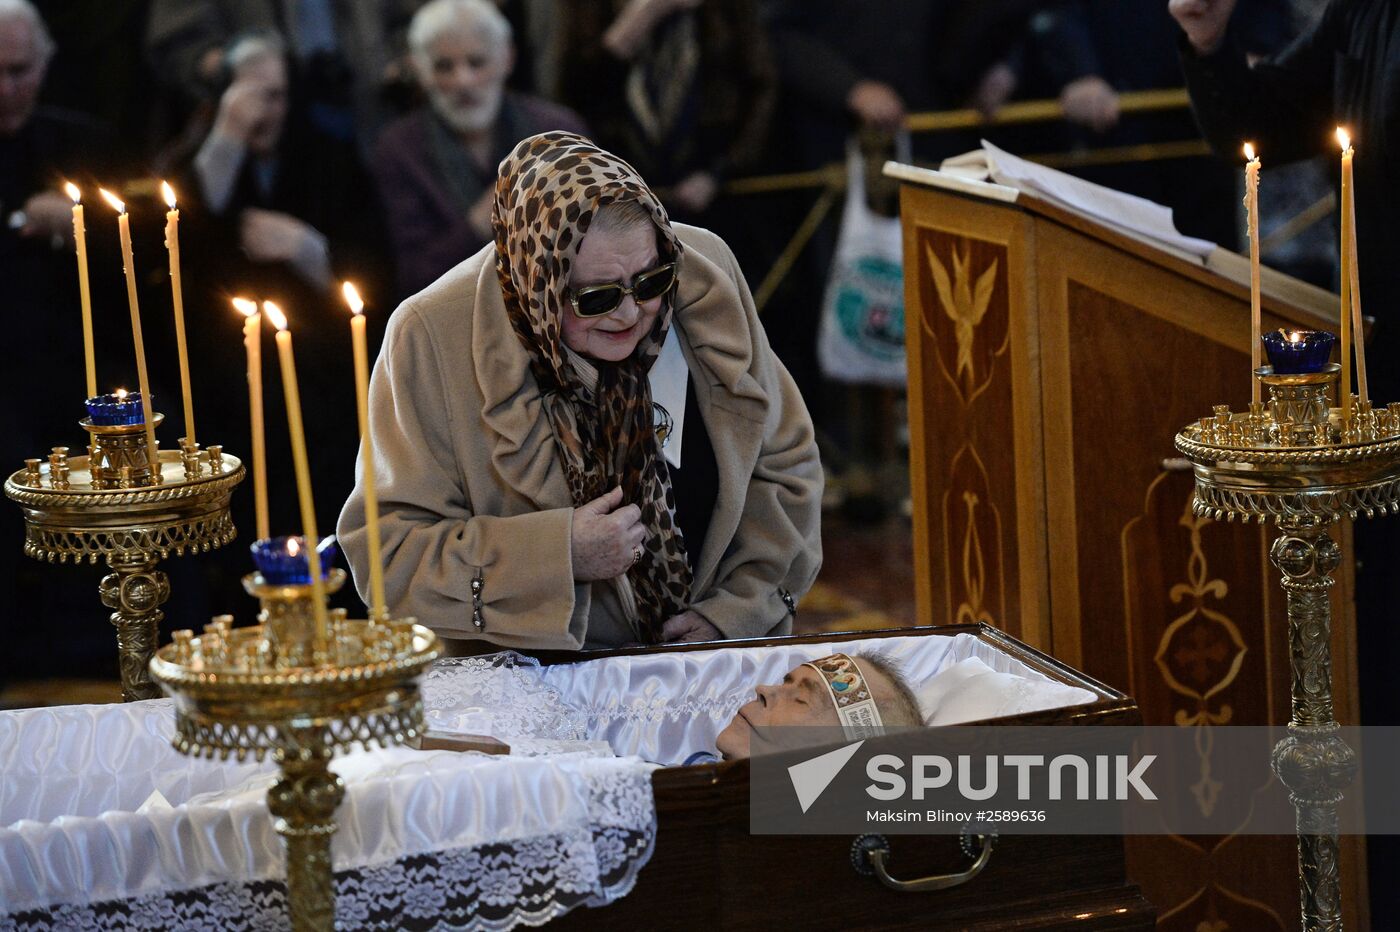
[660,610,722,643]
[571,486,647,581]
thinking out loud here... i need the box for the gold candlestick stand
[4,412,243,701]
[1175,363,1400,932]
[149,568,439,932]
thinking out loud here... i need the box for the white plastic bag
[817,135,910,386]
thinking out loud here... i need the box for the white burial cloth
[0,698,657,923]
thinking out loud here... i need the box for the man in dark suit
[0,0,125,683]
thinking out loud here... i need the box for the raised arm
[1173,0,1340,164]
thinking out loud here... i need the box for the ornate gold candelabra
[149,566,439,932]
[4,411,243,701]
[1176,363,1400,932]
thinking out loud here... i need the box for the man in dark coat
[1020,0,1291,248]
[144,0,420,153]
[0,0,127,682]
[1175,0,1400,377]
[170,32,384,615]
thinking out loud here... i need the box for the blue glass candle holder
[1262,329,1336,375]
[250,535,339,585]
[84,392,150,426]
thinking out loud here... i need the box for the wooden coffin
[535,623,1155,931]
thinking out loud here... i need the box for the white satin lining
[536,632,1098,766]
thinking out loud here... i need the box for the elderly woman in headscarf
[338,132,821,650]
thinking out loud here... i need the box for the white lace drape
[1,674,657,932]
[2,764,653,932]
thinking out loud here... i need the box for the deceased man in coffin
[0,628,1148,931]
[417,631,1102,764]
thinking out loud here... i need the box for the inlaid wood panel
[902,188,1048,647]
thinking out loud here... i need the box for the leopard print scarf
[492,132,692,642]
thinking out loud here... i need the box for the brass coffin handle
[850,832,995,893]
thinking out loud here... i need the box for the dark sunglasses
[568,262,678,318]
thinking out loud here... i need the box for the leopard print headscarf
[492,132,692,642]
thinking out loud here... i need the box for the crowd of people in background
[0,0,1329,680]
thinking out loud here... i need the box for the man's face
[417,28,511,134]
[0,18,46,136]
[238,54,289,156]
[715,663,840,760]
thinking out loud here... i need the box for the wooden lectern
[888,162,1367,931]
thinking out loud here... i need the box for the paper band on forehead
[803,653,884,737]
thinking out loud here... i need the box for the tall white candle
[1337,128,1355,414]
[233,298,269,540]
[161,182,196,447]
[65,183,97,400]
[262,301,330,654]
[1244,143,1261,405]
[99,188,159,474]
[1337,131,1369,404]
[342,282,387,622]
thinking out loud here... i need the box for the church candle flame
[65,182,97,400]
[233,297,269,540]
[263,300,329,653]
[342,281,386,622]
[99,188,159,473]
[1336,128,1368,406]
[161,182,196,448]
[1243,143,1262,404]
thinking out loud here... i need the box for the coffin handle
[849,831,995,893]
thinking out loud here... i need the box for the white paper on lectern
[939,142,1217,263]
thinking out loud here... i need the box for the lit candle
[1337,128,1355,414]
[65,183,97,400]
[342,282,387,622]
[1243,144,1262,405]
[99,188,159,474]
[161,182,196,448]
[233,297,269,540]
[1337,131,1369,404]
[262,300,329,652]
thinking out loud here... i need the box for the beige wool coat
[337,223,823,651]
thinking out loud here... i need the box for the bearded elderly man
[373,0,587,298]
